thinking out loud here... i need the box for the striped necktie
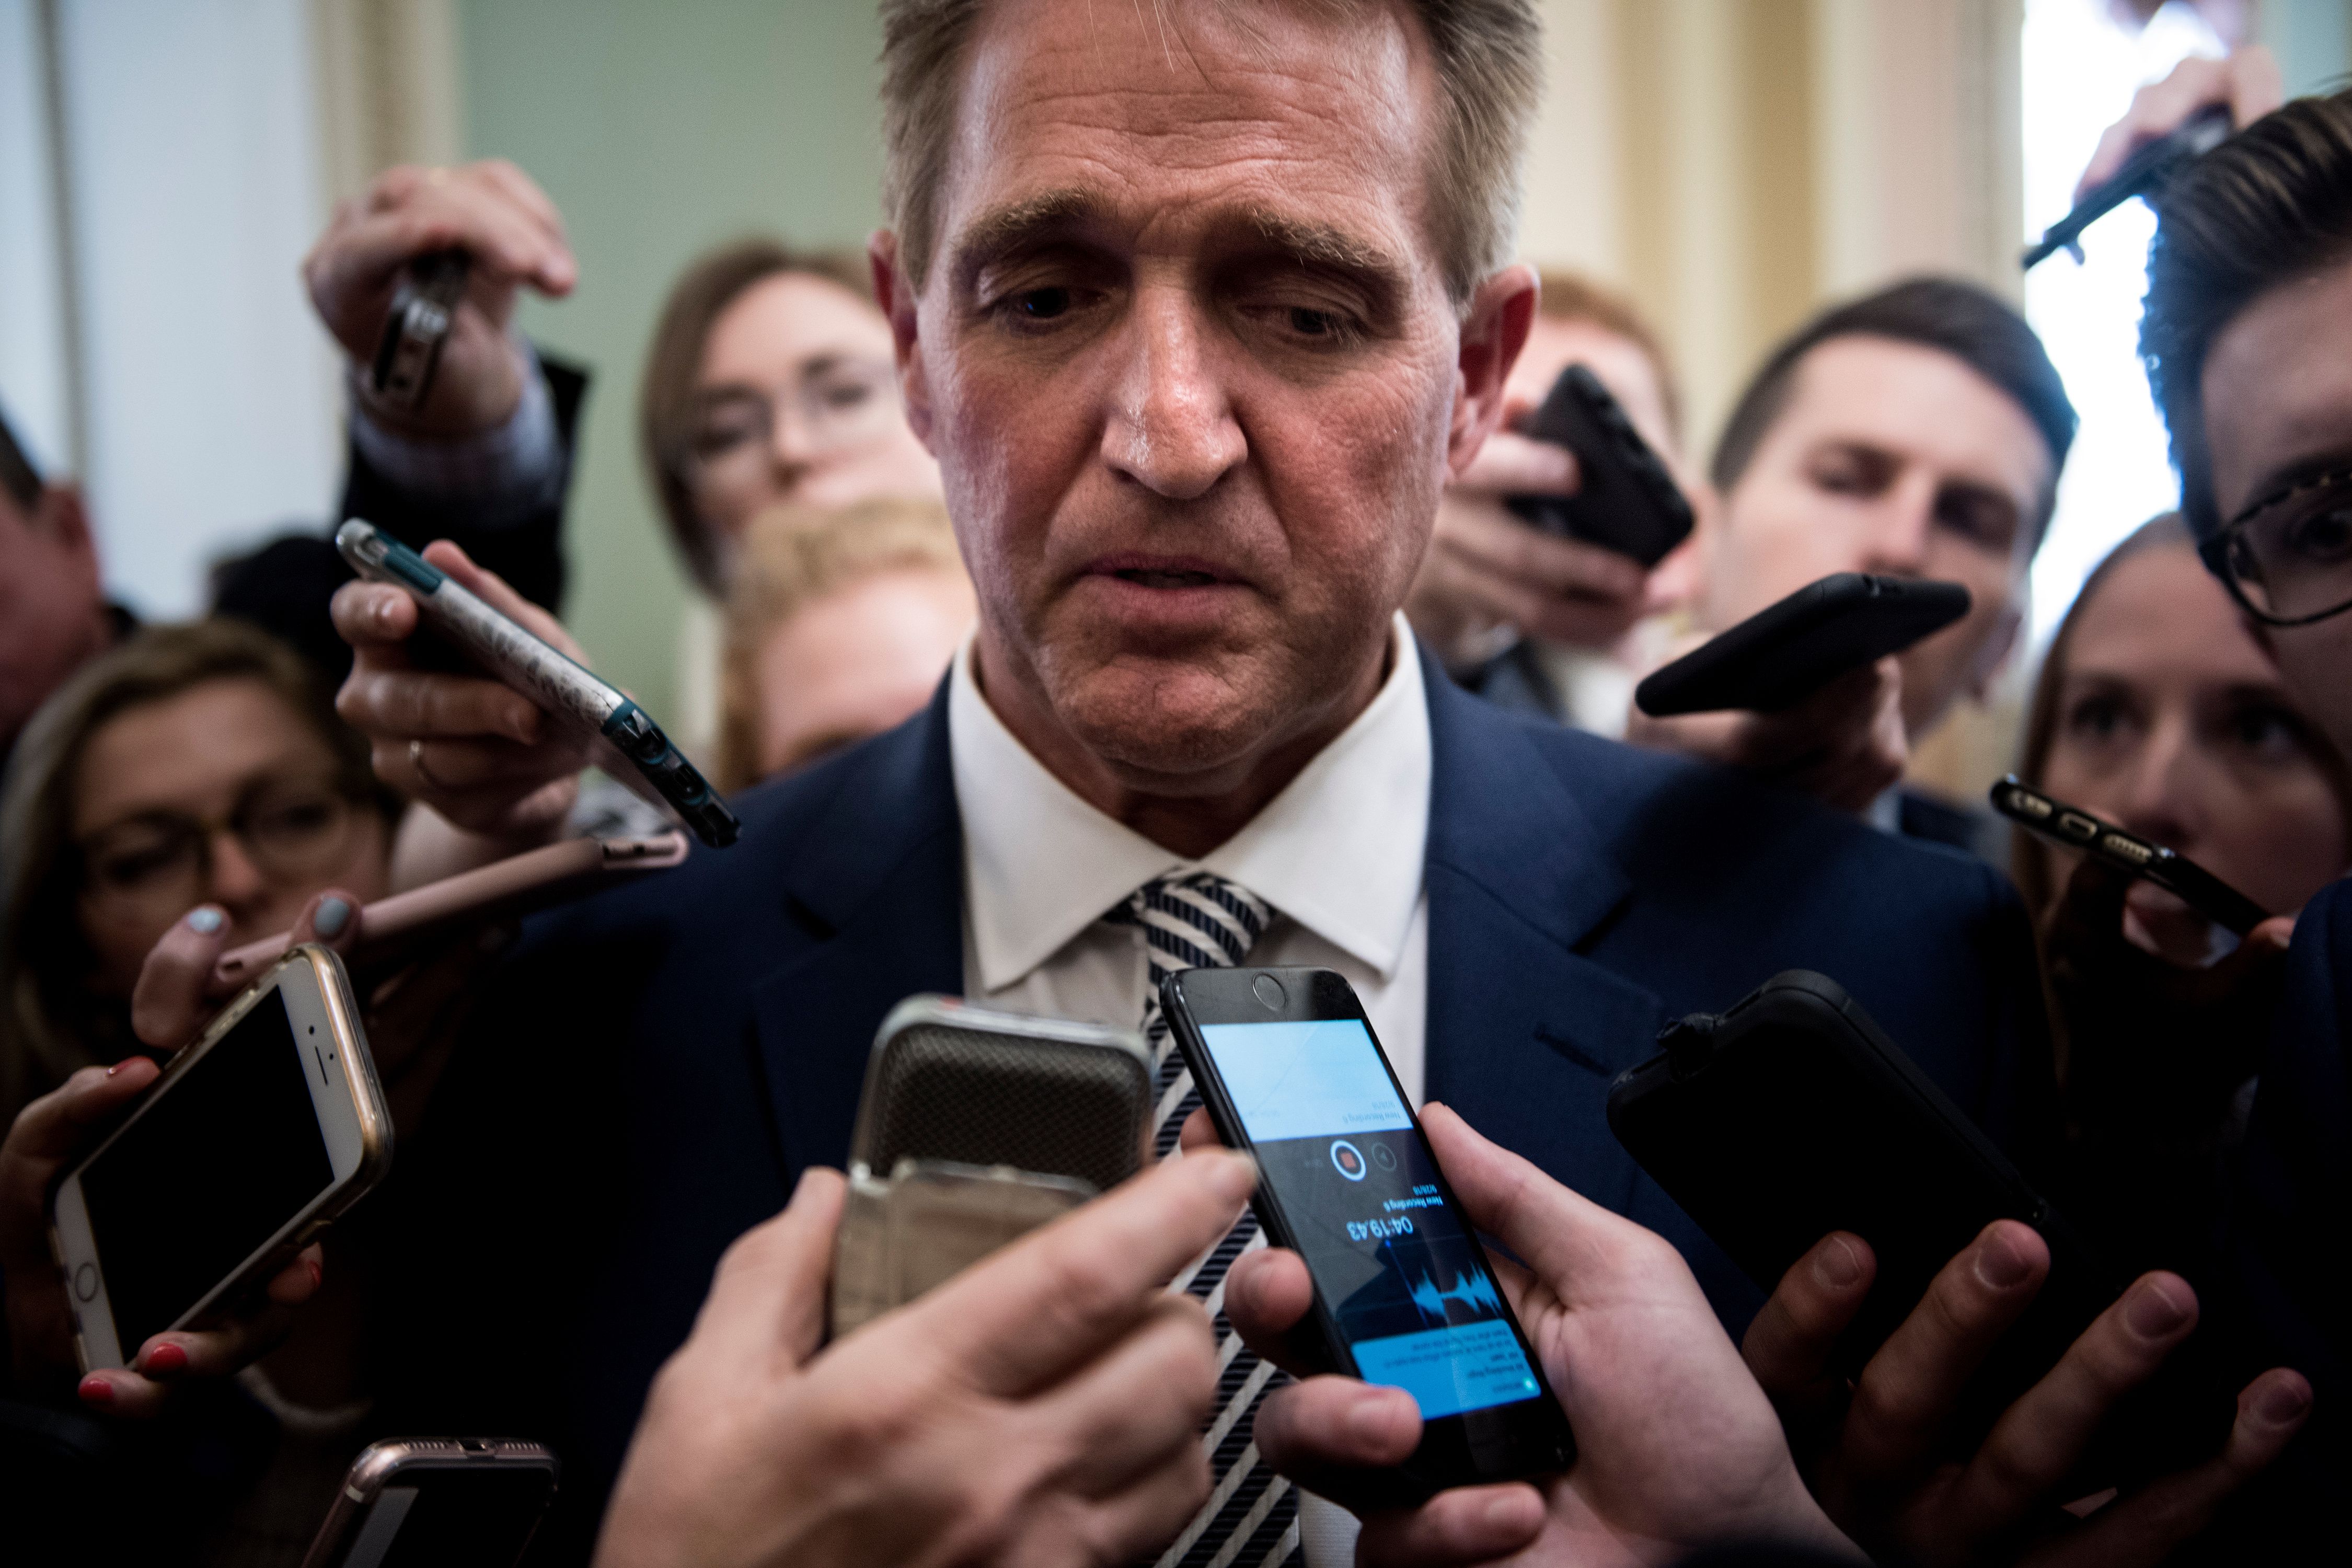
[1112,871,1303,1568]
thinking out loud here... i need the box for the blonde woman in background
[716,498,975,789]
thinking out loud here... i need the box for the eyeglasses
[75,776,366,927]
[2200,465,2352,627]
[673,358,905,495]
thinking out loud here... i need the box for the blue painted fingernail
[185,907,224,935]
[314,897,351,937]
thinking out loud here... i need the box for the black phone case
[1163,966,1575,1498]
[1506,363,1694,567]
[1634,572,1970,716]
[1607,971,2233,1486]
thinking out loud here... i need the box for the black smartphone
[2023,105,2231,269]
[299,1438,558,1568]
[1633,572,1970,717]
[1507,363,1694,567]
[1992,776,2271,936]
[371,249,470,410]
[1162,966,1575,1495]
[1607,970,2232,1482]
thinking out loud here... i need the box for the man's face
[886,0,1519,794]
[0,485,107,747]
[1705,337,2050,737]
[2202,256,2352,760]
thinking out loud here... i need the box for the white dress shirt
[949,613,1433,1566]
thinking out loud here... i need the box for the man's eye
[1288,307,1341,337]
[1010,287,1073,321]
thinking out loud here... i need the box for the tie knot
[1116,871,1274,971]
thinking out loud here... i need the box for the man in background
[1405,269,1694,733]
[0,411,117,780]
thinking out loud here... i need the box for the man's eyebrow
[1235,207,1405,285]
[950,189,1106,275]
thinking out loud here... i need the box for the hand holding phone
[1635,573,1970,717]
[1213,1100,1852,1562]
[1992,776,2270,936]
[1508,365,1695,567]
[1163,967,1573,1493]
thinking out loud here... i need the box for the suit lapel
[748,688,965,1177]
[1420,666,1664,1210]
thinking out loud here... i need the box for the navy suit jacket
[374,660,2048,1547]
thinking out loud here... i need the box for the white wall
[48,0,341,618]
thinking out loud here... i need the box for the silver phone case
[829,996,1151,1336]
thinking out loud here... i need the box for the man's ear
[1448,263,1538,480]
[869,228,934,448]
[1967,597,2024,701]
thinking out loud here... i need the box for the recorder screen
[1197,1019,1545,1420]
[81,987,334,1351]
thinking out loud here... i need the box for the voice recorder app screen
[1197,1019,1545,1419]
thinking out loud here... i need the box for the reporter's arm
[2076,48,2285,201]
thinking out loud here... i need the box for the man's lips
[1082,554,1246,591]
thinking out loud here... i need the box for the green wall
[2264,0,2352,99]
[455,0,887,718]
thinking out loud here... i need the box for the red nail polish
[78,1375,114,1407]
[142,1341,188,1376]
[307,1257,323,1290]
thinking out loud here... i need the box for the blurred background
[3,0,2349,794]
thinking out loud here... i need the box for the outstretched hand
[1208,1103,1857,1567]
[1745,1225,2311,1566]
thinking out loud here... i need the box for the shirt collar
[950,615,1432,991]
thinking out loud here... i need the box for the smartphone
[299,1438,558,1568]
[336,519,739,849]
[831,996,1153,1336]
[212,832,689,991]
[49,947,392,1370]
[1992,776,2270,936]
[1607,969,2232,1481]
[2024,105,2231,269]
[1162,967,1575,1493]
[371,249,470,409]
[1507,363,1695,567]
[1633,572,1971,717]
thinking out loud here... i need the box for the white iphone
[49,945,393,1370]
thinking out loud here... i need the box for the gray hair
[878,0,1543,308]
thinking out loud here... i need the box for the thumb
[689,1167,848,1371]
[131,906,235,1051]
[1418,1102,1624,1303]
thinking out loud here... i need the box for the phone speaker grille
[864,1025,1148,1193]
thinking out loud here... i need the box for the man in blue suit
[327,3,2164,1563]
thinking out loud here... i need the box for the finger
[134,1297,301,1382]
[692,1167,849,1368]
[1252,1374,1423,1494]
[339,663,549,747]
[1063,1437,1213,1568]
[399,734,583,791]
[1944,1273,2201,1536]
[331,580,422,654]
[1454,429,1580,496]
[916,1148,1255,1397]
[1744,1232,1877,1395]
[130,906,236,1050]
[2226,47,2285,136]
[290,890,363,959]
[0,1059,162,1173]
[1356,1484,1549,1568]
[1224,1246,1329,1377]
[418,540,587,662]
[1036,1295,1219,1496]
[263,1244,327,1307]
[2246,914,2296,953]
[1178,1105,1223,1154]
[2034,1369,2309,1568]
[77,1367,174,1420]
[1428,548,1646,649]
[1839,1219,2049,1488]
[1417,1102,1657,1302]
[1441,504,1649,604]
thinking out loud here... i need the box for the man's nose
[1101,289,1245,501]
[1860,478,1935,578]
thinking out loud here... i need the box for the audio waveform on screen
[1406,1265,1503,1324]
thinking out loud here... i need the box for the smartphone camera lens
[1252,974,1285,1011]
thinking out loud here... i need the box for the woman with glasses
[0,619,400,1126]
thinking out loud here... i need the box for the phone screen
[80,987,332,1349]
[341,1468,554,1568]
[1197,1018,1544,1420]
